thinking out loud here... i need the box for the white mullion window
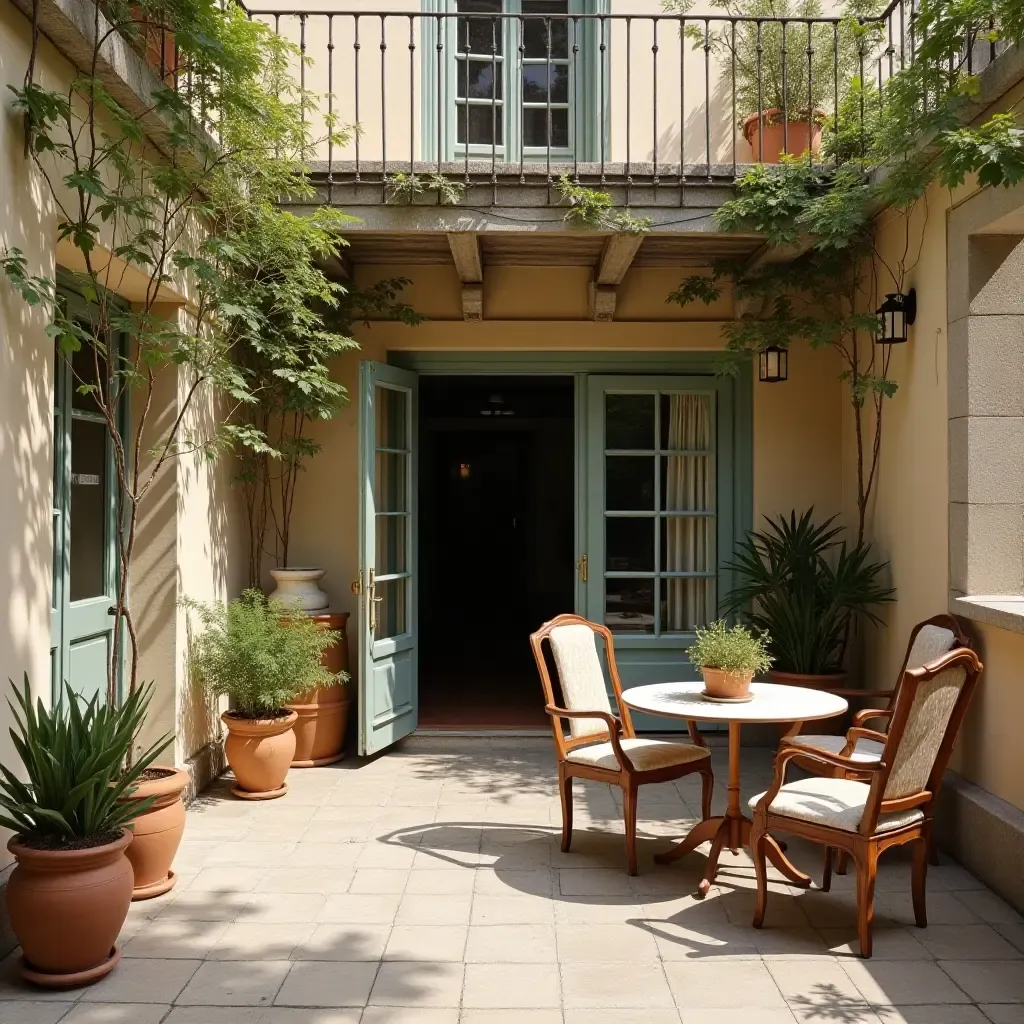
[455,1,505,153]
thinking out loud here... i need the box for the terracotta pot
[701,667,754,700]
[121,766,188,900]
[222,710,297,800]
[288,611,351,767]
[268,567,329,611]
[742,108,824,163]
[6,829,133,987]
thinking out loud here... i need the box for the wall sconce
[876,289,917,344]
[458,463,472,480]
[758,345,788,383]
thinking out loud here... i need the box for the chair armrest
[853,707,893,728]
[544,706,635,772]
[845,726,888,746]
[754,742,886,816]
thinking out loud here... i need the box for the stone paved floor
[1,738,1023,1023]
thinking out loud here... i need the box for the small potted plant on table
[185,590,341,800]
[687,619,774,701]
[0,678,169,988]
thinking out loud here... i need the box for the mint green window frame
[421,0,608,164]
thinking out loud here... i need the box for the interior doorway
[418,375,575,728]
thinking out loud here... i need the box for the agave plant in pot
[185,590,341,799]
[0,678,170,988]
[687,620,774,701]
[724,508,895,690]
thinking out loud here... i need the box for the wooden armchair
[749,646,983,958]
[786,615,972,764]
[530,614,714,876]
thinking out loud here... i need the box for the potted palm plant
[185,590,341,799]
[724,508,894,688]
[687,620,774,700]
[0,678,169,988]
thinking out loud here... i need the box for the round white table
[621,680,848,896]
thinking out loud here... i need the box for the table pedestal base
[654,813,813,897]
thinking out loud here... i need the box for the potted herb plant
[724,508,895,688]
[185,590,341,799]
[0,678,170,988]
[687,620,774,700]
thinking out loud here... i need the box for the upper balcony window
[434,1,599,162]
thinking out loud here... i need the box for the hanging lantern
[758,345,788,383]
[876,289,917,344]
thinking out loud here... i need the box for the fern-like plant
[0,678,171,849]
[184,590,344,717]
[724,508,894,674]
[687,620,774,675]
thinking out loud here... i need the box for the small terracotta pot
[222,710,298,800]
[288,611,351,767]
[701,667,755,699]
[121,766,188,900]
[742,108,824,163]
[6,829,133,987]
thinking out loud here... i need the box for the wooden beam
[589,283,618,322]
[461,284,483,322]
[322,251,352,281]
[447,232,483,283]
[595,233,645,286]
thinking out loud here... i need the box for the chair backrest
[885,614,972,715]
[530,614,633,756]
[862,646,983,832]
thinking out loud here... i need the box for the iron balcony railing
[163,2,1008,204]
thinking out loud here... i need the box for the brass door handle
[577,554,588,582]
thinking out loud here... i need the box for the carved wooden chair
[750,646,983,958]
[530,614,714,876]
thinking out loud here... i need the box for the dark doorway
[419,376,575,728]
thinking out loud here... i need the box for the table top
[621,681,848,724]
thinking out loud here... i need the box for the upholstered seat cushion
[567,737,710,772]
[789,733,885,763]
[749,777,924,834]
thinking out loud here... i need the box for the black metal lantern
[876,289,917,344]
[758,345,788,383]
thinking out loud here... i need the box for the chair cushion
[567,737,710,772]
[749,777,924,834]
[907,624,957,669]
[789,733,885,764]
[549,624,614,739]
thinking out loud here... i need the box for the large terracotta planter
[701,667,755,700]
[288,611,351,767]
[122,766,188,900]
[6,829,133,988]
[742,108,824,163]
[222,710,297,800]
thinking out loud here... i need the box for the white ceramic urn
[268,568,330,612]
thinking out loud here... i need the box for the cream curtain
[663,394,715,631]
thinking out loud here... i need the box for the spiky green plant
[724,508,895,674]
[687,620,775,674]
[0,678,171,846]
[184,590,345,717]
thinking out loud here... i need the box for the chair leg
[700,768,714,821]
[623,781,639,876]
[822,847,834,893]
[558,770,573,854]
[912,834,929,928]
[751,819,769,928]
[854,846,878,959]
[835,849,849,875]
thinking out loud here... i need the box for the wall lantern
[876,288,917,344]
[758,345,788,383]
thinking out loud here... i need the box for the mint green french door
[358,362,419,755]
[584,375,739,719]
[51,290,122,704]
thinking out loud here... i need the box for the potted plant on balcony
[687,620,774,701]
[664,0,878,162]
[724,508,894,690]
[0,678,170,988]
[185,590,341,799]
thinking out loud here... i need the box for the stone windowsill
[953,595,1024,635]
